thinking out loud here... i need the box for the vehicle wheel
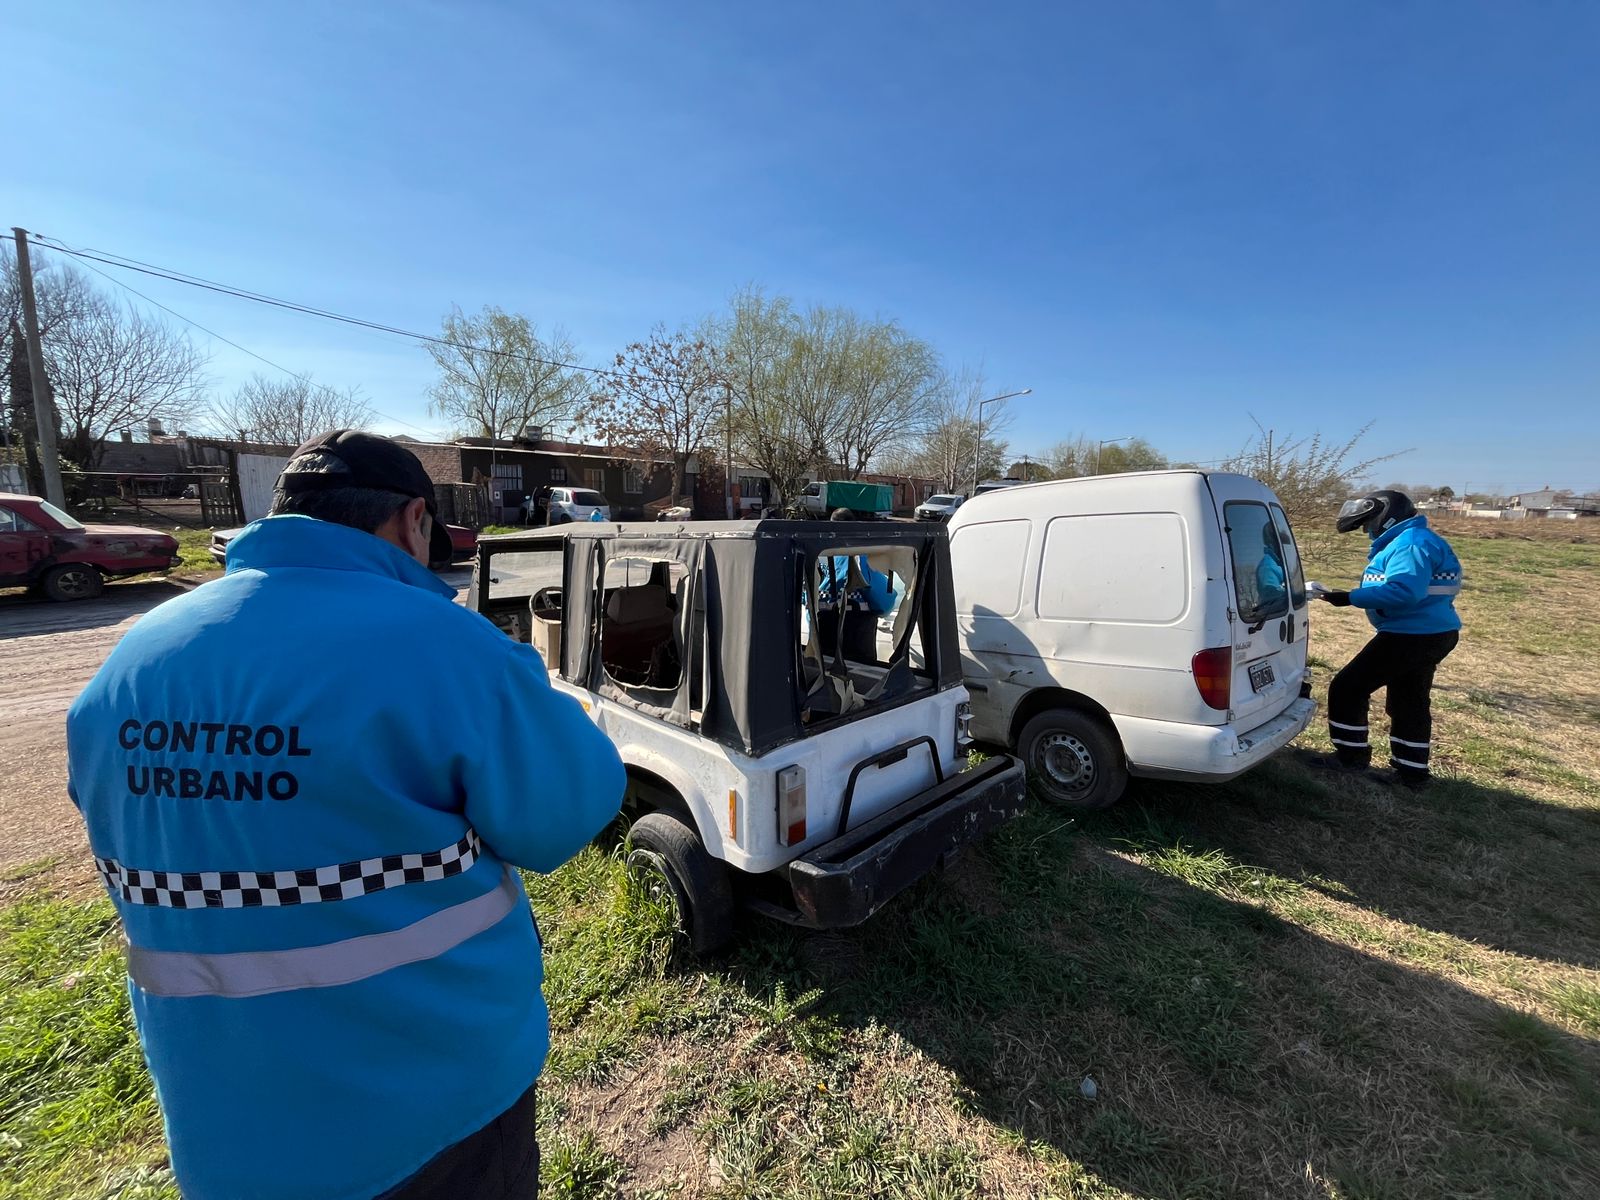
[1017,708,1128,811]
[555,514,574,525]
[41,563,104,602]
[626,811,735,955]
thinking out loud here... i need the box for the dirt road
[0,569,475,893]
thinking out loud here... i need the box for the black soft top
[474,520,962,755]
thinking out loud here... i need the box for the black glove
[1324,590,1352,607]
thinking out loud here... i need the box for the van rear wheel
[1018,709,1128,811]
[626,812,735,955]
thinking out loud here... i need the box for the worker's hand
[1321,590,1352,607]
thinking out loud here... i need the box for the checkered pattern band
[95,828,483,909]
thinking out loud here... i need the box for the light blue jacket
[819,555,898,614]
[66,516,625,1200]
[1349,514,1463,634]
[1256,549,1287,613]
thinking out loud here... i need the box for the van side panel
[952,475,1232,743]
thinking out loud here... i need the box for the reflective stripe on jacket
[1348,514,1463,634]
[66,515,626,1200]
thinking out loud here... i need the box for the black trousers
[1327,630,1459,781]
[376,1082,538,1200]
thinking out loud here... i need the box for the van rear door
[1206,478,1309,730]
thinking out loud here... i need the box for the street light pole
[972,388,1031,495]
[1095,435,1132,476]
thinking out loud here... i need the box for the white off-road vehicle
[470,519,1026,952]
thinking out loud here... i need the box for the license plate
[1248,662,1276,692]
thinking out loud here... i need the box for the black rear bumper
[784,754,1026,928]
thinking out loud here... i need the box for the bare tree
[424,306,587,441]
[211,374,375,446]
[1095,437,1168,474]
[44,293,208,470]
[828,319,941,478]
[1041,435,1096,479]
[903,373,1013,492]
[587,327,726,502]
[2,244,95,343]
[719,288,815,506]
[715,293,945,498]
[779,305,857,476]
[4,246,99,488]
[1224,420,1404,550]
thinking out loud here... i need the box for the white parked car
[525,486,611,525]
[469,519,1026,952]
[914,494,965,522]
[946,470,1315,810]
[547,487,610,523]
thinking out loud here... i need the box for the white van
[945,470,1316,810]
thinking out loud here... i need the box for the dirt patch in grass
[557,1039,709,1191]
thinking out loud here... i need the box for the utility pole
[11,229,65,506]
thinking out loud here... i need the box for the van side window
[1225,502,1290,623]
[1269,504,1307,609]
[1036,513,1188,623]
[951,520,1030,618]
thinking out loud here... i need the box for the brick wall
[406,443,464,487]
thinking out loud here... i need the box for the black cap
[277,429,453,567]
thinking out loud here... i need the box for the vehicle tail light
[777,765,807,846]
[1191,647,1232,711]
[727,788,739,841]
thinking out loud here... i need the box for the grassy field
[169,528,219,576]
[3,520,1597,1198]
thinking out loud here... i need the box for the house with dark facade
[397,436,691,524]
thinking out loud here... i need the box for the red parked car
[0,493,181,601]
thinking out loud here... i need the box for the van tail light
[777,765,807,846]
[956,700,975,751]
[1191,647,1232,711]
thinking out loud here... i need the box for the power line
[59,250,440,437]
[26,231,632,386]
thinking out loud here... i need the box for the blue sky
[7,1,1598,493]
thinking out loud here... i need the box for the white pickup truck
[470,519,1026,952]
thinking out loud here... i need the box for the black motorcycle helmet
[1336,489,1417,537]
